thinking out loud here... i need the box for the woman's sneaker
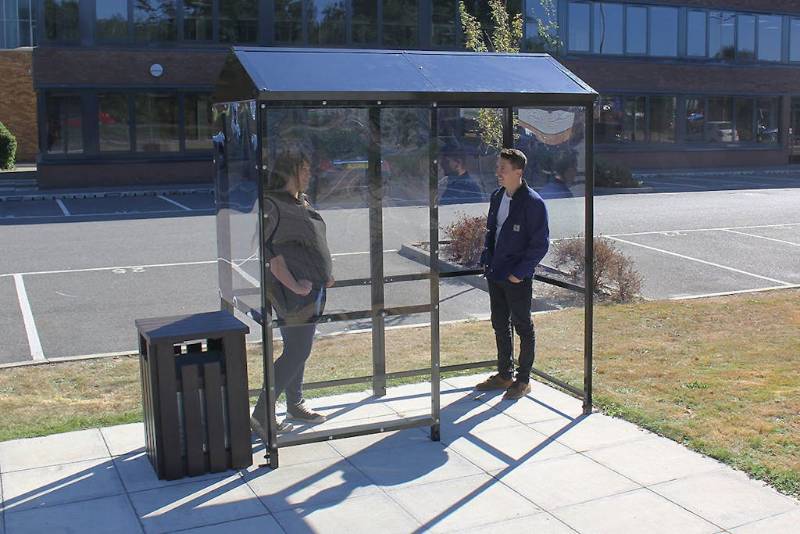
[287,401,327,423]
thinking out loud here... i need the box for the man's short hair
[499,148,527,171]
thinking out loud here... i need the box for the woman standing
[252,149,335,435]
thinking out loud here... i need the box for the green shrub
[595,159,640,188]
[0,122,17,170]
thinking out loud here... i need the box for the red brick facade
[0,49,37,163]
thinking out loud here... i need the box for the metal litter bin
[136,311,252,480]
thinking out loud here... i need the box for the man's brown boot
[503,380,532,400]
[475,374,514,391]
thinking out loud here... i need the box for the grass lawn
[0,289,797,497]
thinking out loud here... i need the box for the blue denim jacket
[479,181,550,282]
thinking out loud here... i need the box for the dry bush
[443,214,487,267]
[551,236,643,303]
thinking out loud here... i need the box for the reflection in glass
[383,0,417,48]
[185,94,214,150]
[686,10,706,57]
[757,98,779,144]
[432,0,457,47]
[625,5,646,54]
[706,97,733,143]
[592,3,622,55]
[135,93,179,152]
[685,97,705,143]
[791,19,800,62]
[597,95,623,143]
[737,14,755,61]
[44,0,79,41]
[134,0,177,42]
[96,0,129,41]
[709,11,735,60]
[184,0,213,41]
[352,0,377,44]
[648,6,677,57]
[648,96,675,143]
[98,93,131,152]
[623,96,646,142]
[567,2,589,52]
[735,99,754,142]
[308,0,346,45]
[757,15,782,62]
[274,0,302,44]
[220,0,258,43]
[46,94,82,154]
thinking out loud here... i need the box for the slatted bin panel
[136,311,252,480]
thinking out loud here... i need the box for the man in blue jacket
[476,148,550,400]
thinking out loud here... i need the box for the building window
[737,14,755,61]
[757,15,782,62]
[432,0,457,47]
[592,3,622,55]
[219,0,258,43]
[709,11,735,60]
[791,19,800,62]
[45,94,82,155]
[184,94,214,150]
[648,96,675,143]
[735,98,755,142]
[597,95,624,143]
[1,0,36,48]
[134,0,178,42]
[96,0,129,42]
[567,2,590,52]
[648,6,677,57]
[44,0,79,42]
[706,97,734,143]
[624,96,646,142]
[625,5,646,55]
[757,98,779,144]
[98,93,131,152]
[135,93,180,153]
[352,0,378,45]
[307,0,346,45]
[183,0,213,41]
[686,10,706,57]
[274,0,302,44]
[685,97,705,143]
[383,0,418,48]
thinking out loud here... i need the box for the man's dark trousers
[488,277,535,383]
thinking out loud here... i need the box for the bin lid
[213,47,597,105]
[136,311,249,344]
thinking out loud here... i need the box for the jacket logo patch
[513,224,520,232]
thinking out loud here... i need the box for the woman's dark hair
[269,149,309,190]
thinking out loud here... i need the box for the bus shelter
[212,48,597,468]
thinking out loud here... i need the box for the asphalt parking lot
[0,173,798,365]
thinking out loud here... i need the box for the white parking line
[157,195,193,211]
[721,229,800,247]
[13,274,45,361]
[55,199,71,216]
[671,284,800,300]
[605,222,800,238]
[607,236,792,286]
[0,260,216,278]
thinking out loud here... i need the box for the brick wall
[0,49,37,163]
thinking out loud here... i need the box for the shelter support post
[583,104,595,415]
[215,110,234,314]
[429,104,441,441]
[503,107,514,148]
[368,106,387,397]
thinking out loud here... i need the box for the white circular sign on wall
[150,64,164,78]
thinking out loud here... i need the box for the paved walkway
[1,375,797,533]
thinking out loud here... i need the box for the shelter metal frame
[213,48,597,469]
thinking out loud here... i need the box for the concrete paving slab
[347,441,482,489]
[0,200,62,219]
[273,493,421,534]
[0,457,123,513]
[553,487,721,534]
[456,512,577,534]
[113,451,230,494]
[584,435,725,486]
[650,469,800,530]
[249,438,342,468]
[387,473,541,532]
[327,427,430,457]
[484,384,584,423]
[0,429,109,473]
[445,424,576,471]
[175,514,283,533]
[729,508,800,533]
[3,494,142,534]
[129,474,266,534]
[101,423,145,457]
[493,453,640,510]
[438,398,524,436]
[529,414,651,452]
[243,456,380,513]
[0,277,29,364]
